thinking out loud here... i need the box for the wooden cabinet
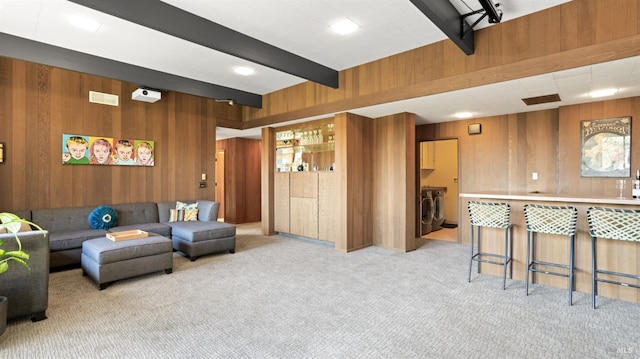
[318,172,339,242]
[273,119,337,241]
[289,172,319,237]
[274,172,337,240]
[420,141,435,169]
[274,173,290,233]
[289,197,318,238]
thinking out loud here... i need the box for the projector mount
[461,1,503,39]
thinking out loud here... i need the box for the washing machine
[420,188,434,235]
[431,188,446,231]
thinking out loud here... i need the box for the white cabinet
[420,142,435,169]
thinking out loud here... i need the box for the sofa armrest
[0,230,49,320]
[195,201,219,222]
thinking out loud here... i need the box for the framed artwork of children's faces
[62,134,155,166]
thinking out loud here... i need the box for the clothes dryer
[420,188,434,235]
[431,188,446,231]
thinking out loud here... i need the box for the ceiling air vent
[522,94,561,106]
[89,91,119,106]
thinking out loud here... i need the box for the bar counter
[460,191,640,206]
[459,192,640,305]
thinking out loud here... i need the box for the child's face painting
[138,147,152,164]
[68,144,87,160]
[117,146,133,161]
[94,144,111,163]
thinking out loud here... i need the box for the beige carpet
[1,223,639,358]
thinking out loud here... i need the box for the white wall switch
[201,173,207,181]
[532,172,538,180]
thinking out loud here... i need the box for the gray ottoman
[169,221,236,261]
[81,235,173,290]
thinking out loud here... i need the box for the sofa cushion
[168,221,235,243]
[110,203,159,227]
[110,222,172,237]
[49,229,108,252]
[32,206,96,233]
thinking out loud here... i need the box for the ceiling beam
[68,0,339,88]
[0,33,262,108]
[409,0,475,55]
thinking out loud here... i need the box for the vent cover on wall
[89,91,119,106]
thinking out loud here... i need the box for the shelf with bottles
[275,119,335,172]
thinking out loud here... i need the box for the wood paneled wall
[216,137,262,224]
[417,109,559,196]
[0,57,238,211]
[421,97,640,247]
[335,112,374,252]
[261,127,276,235]
[417,109,559,245]
[243,0,640,127]
[558,98,640,196]
[373,113,415,251]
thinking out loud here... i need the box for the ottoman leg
[99,282,112,290]
[165,268,173,274]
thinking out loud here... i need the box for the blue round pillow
[89,205,118,230]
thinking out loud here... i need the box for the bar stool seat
[587,207,640,309]
[467,201,513,289]
[523,204,578,305]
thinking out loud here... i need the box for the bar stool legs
[588,206,640,309]
[523,204,578,306]
[467,201,513,289]
[525,231,576,305]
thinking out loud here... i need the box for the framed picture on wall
[62,134,155,166]
[580,116,631,177]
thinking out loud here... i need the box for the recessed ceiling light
[588,88,618,98]
[69,15,101,32]
[233,66,255,76]
[454,112,473,119]
[330,18,360,35]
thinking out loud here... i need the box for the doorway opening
[215,150,225,221]
[418,139,459,243]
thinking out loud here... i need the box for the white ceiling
[2,0,638,140]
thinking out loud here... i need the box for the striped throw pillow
[169,209,199,222]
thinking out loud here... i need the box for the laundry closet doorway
[419,139,459,242]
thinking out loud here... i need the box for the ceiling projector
[132,88,161,103]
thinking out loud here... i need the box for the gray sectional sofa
[28,200,235,269]
[1,200,234,321]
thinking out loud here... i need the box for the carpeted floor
[1,223,639,358]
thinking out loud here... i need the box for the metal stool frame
[587,207,640,309]
[523,204,578,306]
[467,201,513,290]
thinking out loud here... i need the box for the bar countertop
[459,191,640,206]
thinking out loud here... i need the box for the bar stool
[467,201,513,289]
[587,207,640,309]
[523,204,578,305]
